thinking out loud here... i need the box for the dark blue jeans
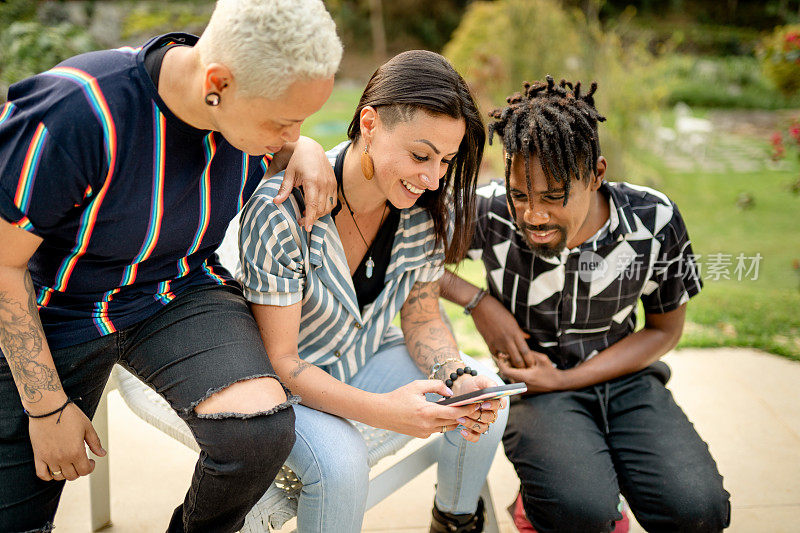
[0,284,296,533]
[503,362,731,533]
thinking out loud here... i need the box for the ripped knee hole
[192,375,293,418]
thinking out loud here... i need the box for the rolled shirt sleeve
[238,179,306,306]
[0,98,97,237]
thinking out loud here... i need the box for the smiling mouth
[526,228,559,244]
[401,179,423,195]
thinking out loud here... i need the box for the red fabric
[510,492,630,533]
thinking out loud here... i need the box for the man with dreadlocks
[441,77,730,532]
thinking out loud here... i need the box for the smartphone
[436,383,527,407]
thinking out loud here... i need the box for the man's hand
[29,402,106,481]
[495,350,565,394]
[471,294,530,368]
[273,137,337,231]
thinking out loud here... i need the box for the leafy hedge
[759,24,800,97]
[443,0,667,177]
[0,21,98,100]
[664,55,800,109]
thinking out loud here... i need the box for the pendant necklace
[339,185,388,279]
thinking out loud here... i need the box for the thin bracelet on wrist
[23,396,80,424]
[463,288,487,315]
[428,357,463,380]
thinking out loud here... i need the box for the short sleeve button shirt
[238,142,444,382]
[469,180,702,369]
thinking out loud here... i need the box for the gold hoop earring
[360,144,374,181]
[204,92,221,106]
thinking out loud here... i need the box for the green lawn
[302,85,800,361]
[300,83,363,150]
[630,146,800,360]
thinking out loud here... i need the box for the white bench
[88,365,500,532]
[89,222,500,531]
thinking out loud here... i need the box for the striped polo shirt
[238,142,444,382]
[0,34,271,349]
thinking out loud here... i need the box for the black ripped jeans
[0,284,297,533]
[503,363,731,533]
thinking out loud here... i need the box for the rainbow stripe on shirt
[45,67,118,293]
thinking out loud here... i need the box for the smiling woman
[345,50,485,263]
[237,50,506,533]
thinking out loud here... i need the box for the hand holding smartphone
[436,382,527,407]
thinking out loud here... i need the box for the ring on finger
[441,425,447,434]
[50,468,63,477]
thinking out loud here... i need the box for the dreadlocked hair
[487,76,606,222]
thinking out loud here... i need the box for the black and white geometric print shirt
[468,180,702,370]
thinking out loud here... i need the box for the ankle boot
[429,497,485,533]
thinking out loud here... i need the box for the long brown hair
[347,50,485,263]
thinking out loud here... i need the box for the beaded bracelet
[445,366,478,388]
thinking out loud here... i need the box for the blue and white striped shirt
[238,142,444,382]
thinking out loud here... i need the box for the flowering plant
[759,25,800,97]
[770,118,800,194]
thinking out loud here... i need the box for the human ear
[359,106,379,144]
[203,64,233,96]
[591,156,607,190]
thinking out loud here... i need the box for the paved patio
[54,348,800,532]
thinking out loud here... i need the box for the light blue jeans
[285,345,508,533]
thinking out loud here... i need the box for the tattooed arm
[250,298,482,438]
[0,271,61,403]
[0,219,105,482]
[400,280,505,439]
[0,221,62,410]
[399,281,463,380]
[250,301,379,416]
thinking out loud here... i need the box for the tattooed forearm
[410,334,461,379]
[290,358,314,379]
[401,282,462,376]
[401,281,440,325]
[0,272,60,403]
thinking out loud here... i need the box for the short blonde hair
[197,0,342,98]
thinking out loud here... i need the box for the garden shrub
[759,24,800,97]
[663,55,800,109]
[444,0,666,178]
[0,21,98,100]
[121,1,213,41]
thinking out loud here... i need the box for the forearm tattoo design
[290,358,314,379]
[0,272,60,402]
[402,281,461,378]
